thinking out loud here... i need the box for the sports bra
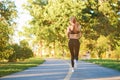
[69,29,80,34]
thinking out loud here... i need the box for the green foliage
[0,45,14,60]
[0,0,17,24]
[84,59,120,71]
[8,44,33,62]
[0,20,14,60]
[114,45,120,60]
[0,57,44,77]
[24,0,85,56]
[0,0,17,60]
[22,0,120,59]
[0,22,9,49]
[20,40,29,48]
[96,35,110,58]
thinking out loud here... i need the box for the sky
[14,0,32,31]
[12,0,32,43]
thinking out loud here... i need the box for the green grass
[84,59,120,71]
[0,57,45,77]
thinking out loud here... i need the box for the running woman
[67,16,82,72]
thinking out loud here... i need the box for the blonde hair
[69,16,80,33]
[70,16,76,23]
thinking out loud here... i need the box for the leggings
[68,39,80,67]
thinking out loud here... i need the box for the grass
[84,59,120,71]
[0,57,45,77]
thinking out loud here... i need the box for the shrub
[8,44,33,62]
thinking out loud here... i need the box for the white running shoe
[74,60,77,68]
[71,68,74,72]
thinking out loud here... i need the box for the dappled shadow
[70,61,120,80]
[1,60,120,80]
[0,59,69,80]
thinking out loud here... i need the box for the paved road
[0,59,120,80]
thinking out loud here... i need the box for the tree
[23,0,120,59]
[24,0,84,57]
[0,0,17,60]
[81,0,120,59]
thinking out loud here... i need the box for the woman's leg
[68,39,74,67]
[74,40,80,61]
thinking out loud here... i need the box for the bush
[115,46,120,60]
[8,44,33,62]
[0,46,14,61]
[20,47,33,60]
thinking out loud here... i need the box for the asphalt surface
[0,59,120,80]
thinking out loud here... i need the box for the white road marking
[64,61,73,80]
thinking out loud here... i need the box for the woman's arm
[78,25,82,38]
[67,27,70,38]
[79,30,82,38]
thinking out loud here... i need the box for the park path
[0,59,120,80]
